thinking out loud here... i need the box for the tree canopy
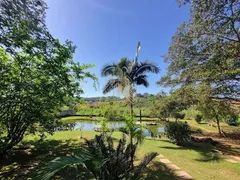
[158,0,240,100]
[0,0,96,155]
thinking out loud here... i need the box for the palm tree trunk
[129,85,134,117]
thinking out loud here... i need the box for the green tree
[198,98,234,135]
[119,115,147,167]
[0,0,96,155]
[101,42,159,116]
[158,0,240,101]
[151,87,195,121]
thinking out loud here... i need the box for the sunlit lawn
[0,130,239,180]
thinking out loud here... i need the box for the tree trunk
[129,85,134,117]
[140,109,142,123]
[216,116,222,135]
[0,139,18,156]
[0,125,27,156]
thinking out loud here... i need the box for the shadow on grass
[215,142,240,156]
[162,142,221,162]
[0,139,84,179]
[143,161,180,180]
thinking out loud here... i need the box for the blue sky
[45,0,189,97]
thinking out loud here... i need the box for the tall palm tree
[101,42,160,116]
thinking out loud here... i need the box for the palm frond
[106,134,115,153]
[117,58,131,70]
[101,63,117,77]
[116,134,127,156]
[103,79,122,94]
[36,133,157,180]
[134,75,150,87]
[35,154,90,180]
[135,60,160,76]
[136,152,158,171]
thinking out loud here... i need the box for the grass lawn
[1,130,240,180]
[139,138,240,180]
[62,116,105,121]
[181,119,240,133]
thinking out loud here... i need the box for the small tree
[174,112,185,121]
[119,115,147,167]
[199,99,233,135]
[151,93,187,121]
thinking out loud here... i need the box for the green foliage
[183,109,200,120]
[174,112,185,120]
[199,98,234,134]
[36,154,92,180]
[77,95,159,117]
[165,121,191,145]
[98,120,110,133]
[150,91,188,120]
[121,115,147,144]
[159,0,240,99]
[226,113,239,126]
[120,115,149,167]
[36,133,158,180]
[103,108,124,121]
[0,0,96,154]
[195,114,203,124]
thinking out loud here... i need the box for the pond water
[74,121,164,137]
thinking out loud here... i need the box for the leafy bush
[165,121,191,145]
[174,112,185,120]
[104,108,124,121]
[195,114,203,124]
[226,114,239,126]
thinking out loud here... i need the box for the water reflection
[74,121,164,137]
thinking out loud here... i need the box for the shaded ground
[0,139,82,179]
[192,132,240,157]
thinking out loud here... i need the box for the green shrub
[174,112,185,120]
[226,113,239,126]
[195,114,203,124]
[165,121,191,145]
[104,108,124,121]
